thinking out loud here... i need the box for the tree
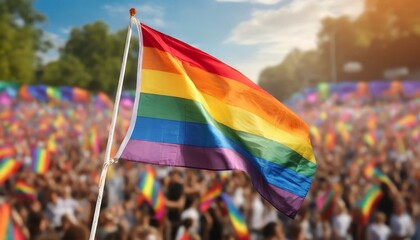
[42,21,138,93]
[0,0,48,83]
[258,0,420,100]
[259,49,326,101]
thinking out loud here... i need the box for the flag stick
[89,9,136,240]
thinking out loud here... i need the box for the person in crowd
[367,212,391,240]
[390,198,415,240]
[0,90,419,240]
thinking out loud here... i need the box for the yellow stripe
[143,47,309,138]
[141,70,315,163]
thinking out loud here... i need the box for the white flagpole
[89,9,137,240]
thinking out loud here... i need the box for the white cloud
[217,0,283,4]
[225,0,364,81]
[38,31,67,64]
[103,4,165,27]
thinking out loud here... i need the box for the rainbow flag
[0,158,21,184]
[0,203,25,240]
[46,86,62,101]
[363,132,376,147]
[31,148,51,174]
[14,180,36,200]
[324,132,336,150]
[138,166,165,220]
[96,92,113,109]
[395,114,417,129]
[73,87,90,103]
[0,145,15,159]
[221,193,249,240]
[115,22,316,218]
[90,128,100,155]
[47,136,59,153]
[199,183,222,212]
[363,162,393,187]
[358,186,383,225]
[316,185,342,220]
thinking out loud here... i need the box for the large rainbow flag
[115,22,316,218]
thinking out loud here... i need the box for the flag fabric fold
[115,21,316,218]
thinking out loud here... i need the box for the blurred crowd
[0,90,420,240]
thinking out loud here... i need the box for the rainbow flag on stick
[14,180,36,200]
[0,203,25,240]
[137,166,165,221]
[31,148,51,174]
[221,193,249,240]
[199,183,222,212]
[0,158,21,184]
[115,22,316,218]
[358,186,383,225]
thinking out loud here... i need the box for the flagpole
[89,9,136,240]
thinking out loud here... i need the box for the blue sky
[34,0,363,82]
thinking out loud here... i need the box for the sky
[34,0,364,82]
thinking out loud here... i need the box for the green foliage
[42,55,91,87]
[259,50,327,101]
[0,0,47,83]
[42,21,138,94]
[258,0,420,100]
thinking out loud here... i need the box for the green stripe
[138,93,316,178]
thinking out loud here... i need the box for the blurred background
[0,0,420,239]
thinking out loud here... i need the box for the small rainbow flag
[46,86,62,101]
[0,203,25,240]
[138,166,165,221]
[31,148,51,174]
[0,158,21,184]
[90,128,100,155]
[14,180,36,200]
[221,193,249,240]
[316,184,342,220]
[73,87,90,103]
[395,114,417,129]
[363,132,376,147]
[324,132,336,150]
[96,92,113,109]
[47,136,59,153]
[199,183,222,212]
[358,186,383,225]
[0,145,15,159]
[363,162,393,187]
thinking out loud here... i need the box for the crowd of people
[0,88,419,240]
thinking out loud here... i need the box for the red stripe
[141,24,269,96]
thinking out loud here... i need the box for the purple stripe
[120,139,304,218]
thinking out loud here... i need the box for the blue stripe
[130,116,312,197]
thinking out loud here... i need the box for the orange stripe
[142,47,309,138]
